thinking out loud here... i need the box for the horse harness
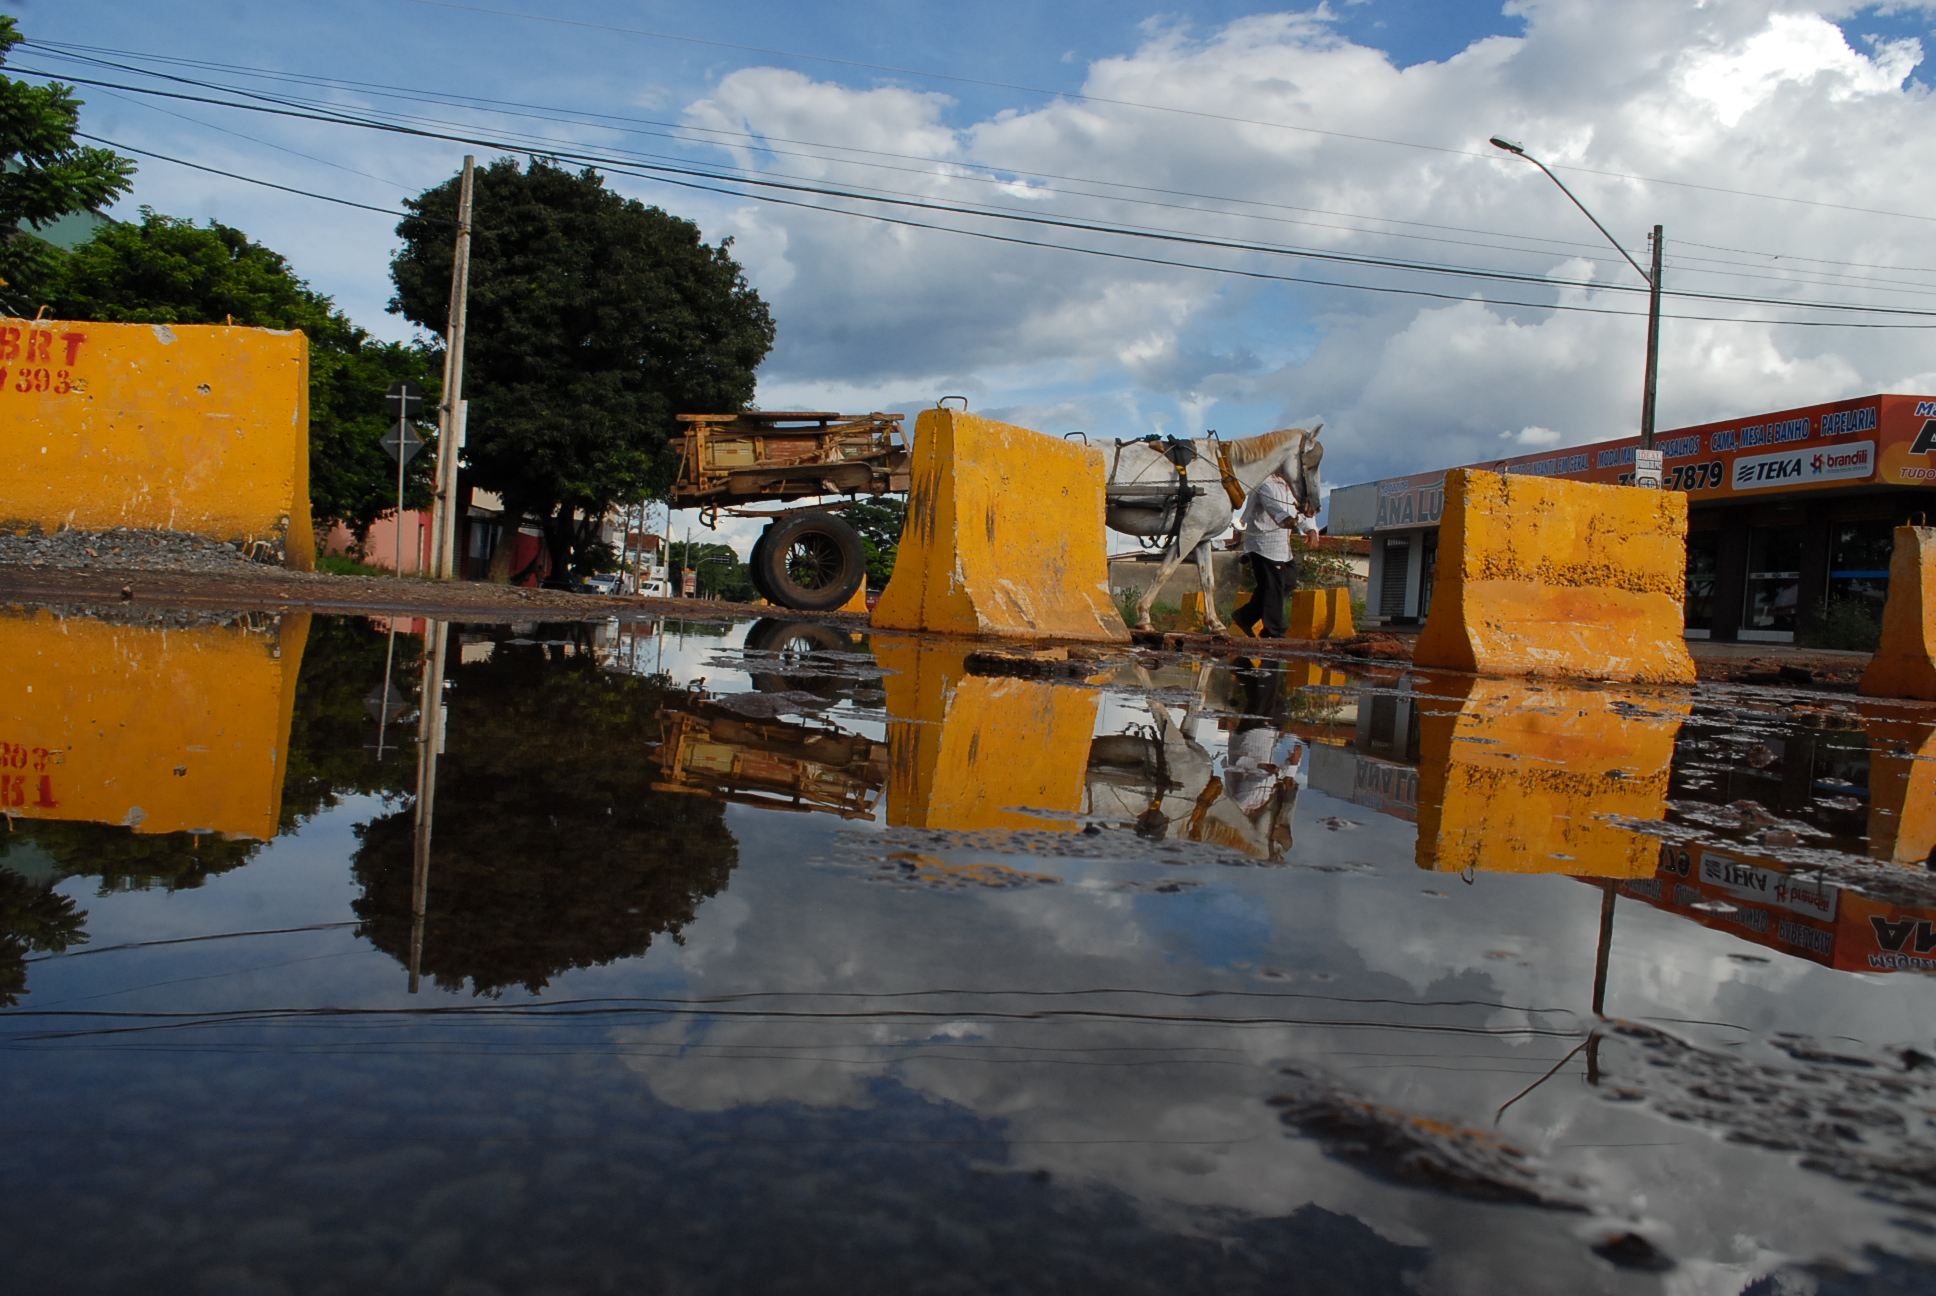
[1108,432,1250,548]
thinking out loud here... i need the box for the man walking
[1231,468,1319,639]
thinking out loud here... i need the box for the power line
[35,40,1936,298]
[77,133,414,217]
[394,0,1936,226]
[37,63,1936,322]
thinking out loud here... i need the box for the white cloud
[674,0,1936,492]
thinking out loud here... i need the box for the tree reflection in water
[351,631,737,997]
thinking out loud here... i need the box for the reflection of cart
[653,695,888,819]
[672,411,908,611]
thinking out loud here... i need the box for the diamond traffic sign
[381,423,425,463]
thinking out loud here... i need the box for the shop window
[1827,520,1892,619]
[1684,532,1718,634]
[1742,526,1803,637]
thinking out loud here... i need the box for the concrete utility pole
[430,156,476,578]
[1640,225,1664,452]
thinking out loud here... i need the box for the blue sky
[16,1,1936,533]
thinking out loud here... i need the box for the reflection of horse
[1084,662,1301,860]
[1104,426,1323,634]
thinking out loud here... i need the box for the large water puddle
[4,606,1936,1293]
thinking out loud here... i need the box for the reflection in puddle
[6,606,1936,1291]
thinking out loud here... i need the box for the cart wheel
[756,512,866,612]
[743,618,853,695]
[747,527,777,603]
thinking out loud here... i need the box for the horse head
[1273,424,1323,515]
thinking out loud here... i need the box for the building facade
[1326,393,1936,643]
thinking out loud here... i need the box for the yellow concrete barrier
[1857,701,1936,864]
[1413,469,1692,684]
[1859,527,1936,700]
[1287,587,1355,640]
[1414,673,1688,878]
[874,636,1098,830]
[0,608,310,838]
[870,408,1127,642]
[0,319,313,568]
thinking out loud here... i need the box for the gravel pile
[0,526,275,573]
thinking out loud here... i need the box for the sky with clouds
[18,0,1936,534]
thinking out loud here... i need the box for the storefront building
[1326,393,1936,642]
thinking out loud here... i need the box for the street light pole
[1490,136,1663,453]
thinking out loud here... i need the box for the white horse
[1104,426,1323,634]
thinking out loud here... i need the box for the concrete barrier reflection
[0,608,310,839]
[1413,674,1689,878]
[873,638,1098,831]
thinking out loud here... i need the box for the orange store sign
[1370,393,1936,528]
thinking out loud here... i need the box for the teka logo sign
[1733,442,1874,490]
[1911,419,1936,455]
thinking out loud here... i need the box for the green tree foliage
[390,159,775,579]
[278,616,421,827]
[0,16,134,308]
[0,865,87,1007]
[45,210,440,539]
[843,497,906,588]
[351,632,738,996]
[668,539,752,601]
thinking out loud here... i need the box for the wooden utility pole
[431,156,476,579]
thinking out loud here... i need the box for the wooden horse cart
[671,411,909,611]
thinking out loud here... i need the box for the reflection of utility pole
[375,627,397,760]
[1586,880,1617,1084]
[409,619,450,993]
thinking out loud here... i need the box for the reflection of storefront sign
[1731,440,1873,491]
[1698,849,1838,920]
[1350,755,1418,821]
[1615,841,1936,974]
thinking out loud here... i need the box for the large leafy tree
[0,16,135,307]
[47,210,440,539]
[390,159,775,580]
[351,633,738,996]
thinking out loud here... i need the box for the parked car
[579,572,623,596]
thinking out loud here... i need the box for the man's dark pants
[1236,552,1294,638]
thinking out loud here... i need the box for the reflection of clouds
[595,757,1936,1283]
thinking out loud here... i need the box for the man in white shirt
[1232,470,1319,638]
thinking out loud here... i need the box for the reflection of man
[1223,661,1302,857]
[1232,470,1320,639]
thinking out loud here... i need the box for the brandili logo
[1810,453,1824,472]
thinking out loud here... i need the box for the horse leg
[1134,540,1189,630]
[1193,536,1228,634]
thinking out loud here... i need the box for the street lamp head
[1489,135,1526,155]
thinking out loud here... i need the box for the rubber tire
[755,512,866,612]
[747,527,777,603]
[742,618,852,696]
